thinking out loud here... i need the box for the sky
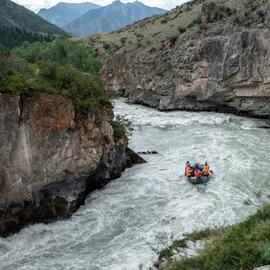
[13,0,188,13]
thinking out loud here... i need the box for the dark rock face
[101,3,270,119]
[202,2,219,23]
[0,93,145,237]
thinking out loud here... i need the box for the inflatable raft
[186,176,210,185]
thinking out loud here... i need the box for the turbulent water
[1,99,270,270]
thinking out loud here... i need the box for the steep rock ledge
[0,93,144,237]
[100,1,270,118]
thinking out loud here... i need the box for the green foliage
[13,38,102,73]
[103,43,111,50]
[219,5,237,17]
[157,228,220,261]
[120,37,127,44]
[164,205,270,270]
[168,35,178,45]
[244,0,267,12]
[1,38,111,113]
[161,18,168,24]
[0,45,26,93]
[112,115,134,139]
[158,239,187,260]
[177,26,186,34]
[0,26,55,49]
[188,15,202,28]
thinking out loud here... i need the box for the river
[1,99,270,270]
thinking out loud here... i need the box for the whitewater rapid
[1,99,270,270]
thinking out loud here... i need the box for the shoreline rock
[0,145,144,237]
[0,93,145,237]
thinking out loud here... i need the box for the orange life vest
[186,167,193,177]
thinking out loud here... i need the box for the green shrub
[177,26,186,34]
[120,37,127,44]
[111,115,134,139]
[1,38,112,113]
[188,15,202,28]
[219,5,237,16]
[168,35,178,45]
[103,43,111,50]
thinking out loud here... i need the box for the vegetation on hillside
[0,38,112,112]
[0,26,56,49]
[0,0,65,35]
[158,205,270,270]
[84,0,266,56]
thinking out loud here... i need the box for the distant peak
[112,0,122,3]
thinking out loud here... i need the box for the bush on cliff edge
[0,38,112,113]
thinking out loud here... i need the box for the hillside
[83,0,270,118]
[0,0,65,35]
[38,2,101,28]
[64,0,166,37]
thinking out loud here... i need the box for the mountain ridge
[38,2,101,28]
[0,0,65,35]
[64,0,166,37]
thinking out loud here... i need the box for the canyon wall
[100,1,270,118]
[0,93,143,236]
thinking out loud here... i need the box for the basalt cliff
[0,93,143,237]
[86,0,270,118]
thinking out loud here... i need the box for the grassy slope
[81,0,248,56]
[158,205,270,270]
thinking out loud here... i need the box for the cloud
[14,0,188,12]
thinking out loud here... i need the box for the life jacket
[194,170,201,178]
[202,166,209,176]
[186,167,192,177]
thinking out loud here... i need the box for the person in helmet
[194,169,202,180]
[202,161,210,176]
[185,161,193,177]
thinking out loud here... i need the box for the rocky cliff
[87,0,270,118]
[0,93,144,236]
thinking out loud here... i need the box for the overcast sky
[14,0,188,12]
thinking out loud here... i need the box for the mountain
[0,0,65,35]
[64,0,166,36]
[38,2,101,28]
[86,0,270,119]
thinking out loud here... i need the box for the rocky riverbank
[0,93,144,237]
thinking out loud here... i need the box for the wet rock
[254,266,270,270]
[137,150,159,155]
[243,198,253,206]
